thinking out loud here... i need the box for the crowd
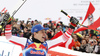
[11,18,69,40]
[9,17,100,54]
[0,13,100,55]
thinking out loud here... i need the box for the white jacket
[0,36,22,56]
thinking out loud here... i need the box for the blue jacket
[22,40,48,56]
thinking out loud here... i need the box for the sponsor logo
[30,50,44,55]
[34,28,38,31]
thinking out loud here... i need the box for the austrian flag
[51,28,75,49]
[81,2,95,24]
[1,7,7,13]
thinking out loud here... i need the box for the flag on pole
[81,2,95,24]
[74,17,100,33]
[1,7,7,13]
[1,7,6,12]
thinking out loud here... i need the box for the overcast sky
[0,0,100,25]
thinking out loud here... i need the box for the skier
[0,10,79,56]
[0,11,79,56]
[18,16,79,56]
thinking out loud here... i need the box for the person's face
[82,40,86,45]
[98,39,100,42]
[85,36,90,40]
[83,31,86,34]
[92,36,97,40]
[72,34,77,40]
[24,28,28,32]
[34,30,46,42]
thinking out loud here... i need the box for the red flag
[1,7,6,12]
[81,2,95,24]
[59,37,75,49]
[51,28,75,49]
[1,7,7,13]
[4,10,7,13]
[74,17,100,33]
[51,31,63,40]
[74,27,87,33]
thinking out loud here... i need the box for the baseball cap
[31,24,49,33]
[76,33,82,37]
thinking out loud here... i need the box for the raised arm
[46,28,73,49]
[46,16,79,49]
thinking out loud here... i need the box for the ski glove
[70,16,79,29]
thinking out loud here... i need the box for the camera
[12,27,18,35]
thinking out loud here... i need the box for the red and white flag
[81,2,95,24]
[51,28,75,49]
[1,7,7,13]
[74,17,100,33]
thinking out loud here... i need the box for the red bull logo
[30,50,44,55]
[27,43,47,51]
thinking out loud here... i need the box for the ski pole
[61,10,88,28]
[0,0,27,31]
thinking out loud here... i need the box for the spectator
[72,34,80,51]
[94,41,100,54]
[20,20,25,30]
[79,39,87,52]
[26,22,32,29]
[92,34,97,40]
[76,33,83,43]
[23,27,31,39]
[55,26,62,34]
[85,34,90,43]
[86,39,95,53]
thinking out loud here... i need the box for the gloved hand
[0,12,11,31]
[3,12,12,24]
[70,16,79,29]
[0,12,11,25]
